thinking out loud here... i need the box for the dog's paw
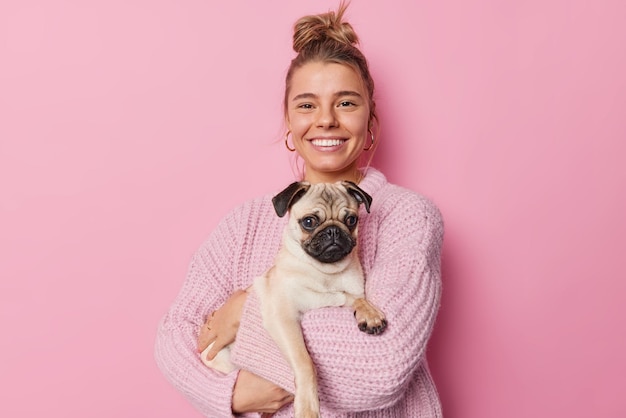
[357,317,388,335]
[353,298,387,335]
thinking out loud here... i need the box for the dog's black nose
[324,225,341,240]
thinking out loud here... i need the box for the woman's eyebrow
[335,90,363,98]
[292,92,317,101]
[292,91,363,101]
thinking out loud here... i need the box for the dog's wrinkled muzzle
[306,225,355,263]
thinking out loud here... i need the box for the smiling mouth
[310,138,346,147]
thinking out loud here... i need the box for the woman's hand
[197,289,248,361]
[197,291,292,415]
[232,370,294,415]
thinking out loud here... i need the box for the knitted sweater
[155,168,444,417]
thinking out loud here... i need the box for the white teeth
[311,139,344,147]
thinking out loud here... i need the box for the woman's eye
[301,216,319,230]
[339,101,355,107]
[298,103,313,109]
[345,215,358,228]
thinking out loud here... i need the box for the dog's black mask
[304,225,356,263]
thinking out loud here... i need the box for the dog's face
[272,181,372,264]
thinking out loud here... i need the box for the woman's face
[286,61,371,183]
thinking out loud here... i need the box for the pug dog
[201,181,387,418]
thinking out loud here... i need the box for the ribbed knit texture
[155,168,444,417]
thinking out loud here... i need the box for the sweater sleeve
[230,189,444,412]
[154,206,244,417]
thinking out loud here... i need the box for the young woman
[155,4,444,417]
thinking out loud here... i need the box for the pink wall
[1,1,624,417]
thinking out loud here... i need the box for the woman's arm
[154,208,243,417]
[155,202,293,416]
[230,189,444,411]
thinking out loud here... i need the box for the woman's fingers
[204,333,230,360]
[197,321,215,352]
[197,291,248,355]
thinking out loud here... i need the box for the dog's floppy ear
[272,182,311,217]
[342,181,373,213]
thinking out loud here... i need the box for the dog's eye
[345,215,358,228]
[300,216,319,231]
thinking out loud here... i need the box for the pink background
[1,1,625,417]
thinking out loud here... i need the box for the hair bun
[292,3,359,53]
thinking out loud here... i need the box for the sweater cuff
[154,320,240,417]
[230,290,295,393]
[203,369,239,417]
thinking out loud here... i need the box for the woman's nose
[316,106,338,128]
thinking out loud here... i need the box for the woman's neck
[304,167,362,184]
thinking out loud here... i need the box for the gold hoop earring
[363,129,375,151]
[284,131,296,152]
